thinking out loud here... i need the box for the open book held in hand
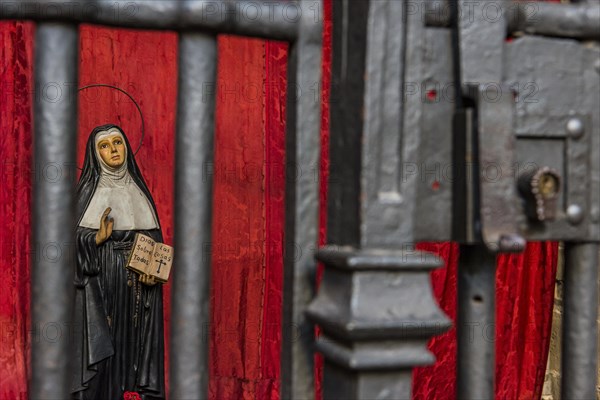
[126,233,173,283]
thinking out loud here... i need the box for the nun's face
[97,133,126,168]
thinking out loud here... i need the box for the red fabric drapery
[412,242,558,400]
[0,20,33,400]
[1,2,557,398]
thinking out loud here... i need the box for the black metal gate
[1,1,599,399]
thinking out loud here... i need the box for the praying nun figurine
[71,124,165,400]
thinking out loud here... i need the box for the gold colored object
[518,167,561,222]
[538,173,559,199]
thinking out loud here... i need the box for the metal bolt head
[566,204,584,225]
[499,234,526,253]
[566,118,584,138]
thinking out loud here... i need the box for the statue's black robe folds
[72,125,165,400]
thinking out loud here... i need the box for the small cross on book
[155,258,167,274]
[126,233,174,283]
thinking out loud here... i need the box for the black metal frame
[1,1,322,398]
[311,0,599,399]
[2,0,599,399]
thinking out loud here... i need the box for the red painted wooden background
[1,1,558,398]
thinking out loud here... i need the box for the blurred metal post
[562,243,599,399]
[457,245,497,400]
[171,32,217,399]
[31,22,78,399]
[281,0,323,398]
[306,1,452,398]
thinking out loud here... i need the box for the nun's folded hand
[139,274,157,286]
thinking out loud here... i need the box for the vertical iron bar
[31,22,78,399]
[171,32,217,399]
[326,0,368,247]
[457,244,497,400]
[561,242,599,400]
[281,0,323,398]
